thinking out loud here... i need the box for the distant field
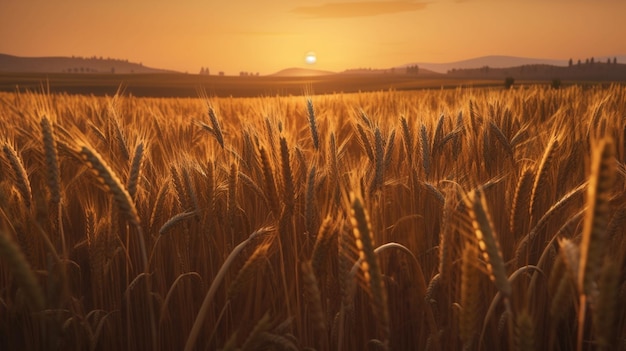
[0,72,510,97]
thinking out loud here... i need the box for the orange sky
[1,0,625,74]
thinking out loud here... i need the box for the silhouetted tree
[504,77,515,89]
[590,57,594,64]
[607,58,611,64]
[614,57,618,64]
[406,65,419,75]
[578,59,581,66]
[569,58,573,67]
[585,58,589,64]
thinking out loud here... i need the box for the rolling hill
[0,53,175,74]
[400,55,625,74]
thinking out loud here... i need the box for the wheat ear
[460,243,481,350]
[593,258,619,350]
[279,136,295,210]
[159,211,197,236]
[509,166,533,237]
[349,192,389,345]
[420,124,431,177]
[185,227,273,351]
[579,138,615,295]
[302,260,326,333]
[577,138,615,351]
[80,145,140,227]
[529,136,558,225]
[127,142,144,200]
[467,190,511,297]
[208,106,224,148]
[306,98,320,150]
[514,309,535,351]
[40,116,61,204]
[0,229,44,311]
[3,143,32,208]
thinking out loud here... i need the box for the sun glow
[305,52,317,65]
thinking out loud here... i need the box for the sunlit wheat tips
[306,98,320,150]
[529,135,559,225]
[208,106,225,149]
[420,124,431,177]
[2,143,32,208]
[400,116,413,167]
[578,138,615,296]
[79,144,140,228]
[311,216,335,276]
[279,136,295,210]
[127,142,144,200]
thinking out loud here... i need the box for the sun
[305,52,317,65]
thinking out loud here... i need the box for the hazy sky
[1,0,625,74]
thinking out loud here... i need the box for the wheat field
[0,85,625,350]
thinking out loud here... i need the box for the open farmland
[0,72,510,98]
[0,85,625,350]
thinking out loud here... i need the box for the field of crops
[0,85,625,350]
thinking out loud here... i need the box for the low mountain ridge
[0,53,174,74]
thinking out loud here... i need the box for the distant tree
[614,57,618,64]
[406,65,419,75]
[568,58,573,67]
[577,59,581,66]
[504,77,515,89]
[607,58,611,64]
[585,58,589,64]
[200,67,205,75]
[590,57,594,64]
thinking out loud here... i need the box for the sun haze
[1,0,625,75]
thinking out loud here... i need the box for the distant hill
[270,67,336,77]
[0,53,176,74]
[446,61,626,81]
[341,67,441,77]
[401,55,626,74]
